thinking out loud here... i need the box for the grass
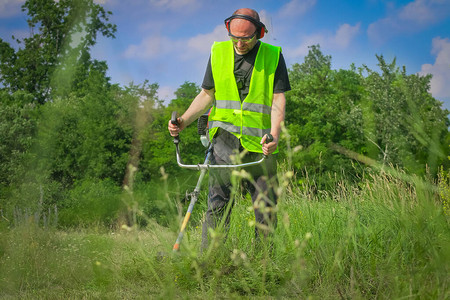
[0,170,449,299]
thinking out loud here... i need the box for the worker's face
[229,19,258,55]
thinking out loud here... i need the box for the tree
[0,0,116,104]
[284,46,449,191]
[0,91,36,192]
[284,45,366,189]
[35,69,135,188]
[121,80,163,188]
[362,55,449,175]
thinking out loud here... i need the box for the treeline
[285,46,449,190]
[0,0,448,227]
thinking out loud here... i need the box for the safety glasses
[229,32,257,44]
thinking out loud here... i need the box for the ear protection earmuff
[224,14,268,39]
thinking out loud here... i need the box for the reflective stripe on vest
[215,100,272,115]
[209,121,271,137]
[209,40,281,153]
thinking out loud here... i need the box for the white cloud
[368,0,450,44]
[123,23,227,61]
[334,23,361,48]
[149,0,200,12]
[0,0,25,18]
[399,0,450,24]
[278,0,317,18]
[123,35,180,59]
[158,85,176,104]
[184,25,228,58]
[94,0,110,4]
[287,23,361,59]
[419,37,450,101]
[289,34,325,57]
[400,0,434,23]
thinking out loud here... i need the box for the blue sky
[1,0,449,110]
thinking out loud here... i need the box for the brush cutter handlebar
[170,111,180,145]
[171,111,273,170]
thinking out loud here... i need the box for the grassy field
[0,171,449,299]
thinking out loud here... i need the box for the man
[168,8,290,248]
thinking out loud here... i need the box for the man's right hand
[168,117,183,137]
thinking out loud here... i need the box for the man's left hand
[260,135,277,156]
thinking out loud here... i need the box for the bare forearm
[168,88,214,137]
[180,88,214,129]
[270,92,286,142]
[261,92,286,155]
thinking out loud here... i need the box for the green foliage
[0,0,123,218]
[0,3,448,298]
[438,165,450,216]
[35,69,133,188]
[0,171,448,298]
[0,0,448,245]
[0,91,36,189]
[131,181,178,228]
[0,91,40,216]
[0,225,117,296]
[59,178,122,227]
[0,0,116,103]
[362,55,449,175]
[284,45,367,189]
[284,45,449,190]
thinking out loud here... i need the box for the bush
[59,179,122,227]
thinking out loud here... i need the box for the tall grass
[0,166,448,299]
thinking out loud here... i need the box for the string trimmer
[170,111,272,252]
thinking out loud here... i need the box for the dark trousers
[201,130,278,249]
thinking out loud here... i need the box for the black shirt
[201,41,291,102]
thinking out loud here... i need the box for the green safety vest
[209,40,281,153]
